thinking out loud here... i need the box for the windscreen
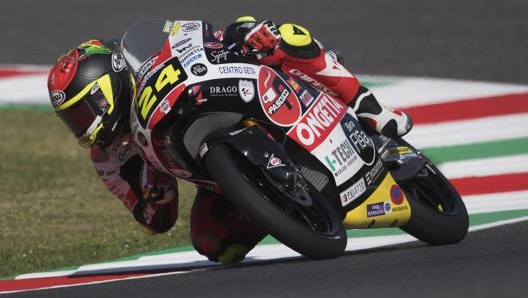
[121,18,170,75]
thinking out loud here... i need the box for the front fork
[201,121,300,190]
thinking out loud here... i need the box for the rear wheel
[203,144,347,259]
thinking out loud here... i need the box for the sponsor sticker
[367,202,392,217]
[325,139,359,178]
[238,79,255,102]
[163,21,174,33]
[286,77,302,93]
[393,205,409,212]
[182,53,203,68]
[170,22,181,36]
[289,68,339,97]
[50,90,66,107]
[299,90,314,106]
[173,38,192,48]
[287,94,346,151]
[191,63,208,76]
[217,65,257,75]
[266,154,285,169]
[365,158,384,185]
[111,51,126,72]
[160,99,170,114]
[258,66,302,127]
[137,56,157,81]
[397,146,413,154]
[209,50,229,64]
[90,83,100,95]
[342,113,376,166]
[178,46,203,66]
[208,85,238,97]
[174,43,194,54]
[390,185,404,205]
[204,41,224,49]
[182,22,201,32]
[339,177,366,207]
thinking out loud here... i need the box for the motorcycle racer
[47,39,265,265]
[47,39,179,233]
[47,17,413,265]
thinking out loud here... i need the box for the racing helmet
[221,16,258,51]
[47,39,134,148]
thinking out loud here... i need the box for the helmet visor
[56,75,115,147]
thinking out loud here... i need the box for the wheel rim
[235,154,341,236]
[407,163,460,215]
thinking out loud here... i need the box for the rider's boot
[190,187,266,265]
[322,51,413,138]
[267,41,413,138]
[350,86,413,138]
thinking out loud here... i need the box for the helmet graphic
[47,39,134,148]
[221,16,257,51]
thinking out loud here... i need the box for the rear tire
[203,144,347,259]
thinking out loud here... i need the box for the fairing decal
[343,172,412,229]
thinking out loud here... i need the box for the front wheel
[203,144,347,259]
[400,160,469,245]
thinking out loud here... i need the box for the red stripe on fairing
[0,273,150,292]
[0,69,48,78]
[450,173,528,196]
[403,93,528,124]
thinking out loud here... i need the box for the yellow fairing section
[343,172,411,229]
[278,23,312,47]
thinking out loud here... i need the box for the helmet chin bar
[94,113,126,149]
[78,115,103,148]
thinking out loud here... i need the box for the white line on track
[364,75,528,108]
[463,190,528,214]
[0,74,48,103]
[13,213,528,282]
[404,113,528,148]
[437,153,528,179]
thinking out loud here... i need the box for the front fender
[201,125,298,187]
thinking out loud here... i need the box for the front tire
[400,160,469,245]
[203,144,347,259]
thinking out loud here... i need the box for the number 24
[137,64,182,119]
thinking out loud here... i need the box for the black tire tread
[203,144,347,259]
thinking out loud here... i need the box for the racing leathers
[237,19,413,137]
[90,128,264,264]
[90,129,179,234]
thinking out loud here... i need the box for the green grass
[0,109,197,278]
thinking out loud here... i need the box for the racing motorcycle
[121,18,469,260]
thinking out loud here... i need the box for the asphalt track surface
[2,0,528,297]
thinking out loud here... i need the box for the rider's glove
[244,20,281,55]
[136,163,178,232]
[142,164,175,205]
